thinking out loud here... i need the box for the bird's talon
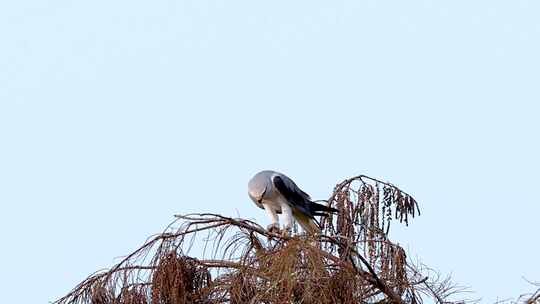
[267,224,280,234]
[281,227,292,237]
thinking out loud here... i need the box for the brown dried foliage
[151,253,211,304]
[56,174,469,304]
[528,287,540,304]
[494,283,540,304]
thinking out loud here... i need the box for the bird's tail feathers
[294,212,321,234]
[310,201,338,215]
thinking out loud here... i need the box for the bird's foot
[281,226,292,237]
[266,223,280,234]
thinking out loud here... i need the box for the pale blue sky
[1,1,539,303]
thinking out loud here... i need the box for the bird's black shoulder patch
[272,175,304,206]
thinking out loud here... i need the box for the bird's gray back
[248,170,311,201]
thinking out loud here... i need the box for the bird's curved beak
[257,187,267,204]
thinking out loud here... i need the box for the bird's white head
[247,171,272,203]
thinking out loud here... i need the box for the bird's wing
[272,174,313,218]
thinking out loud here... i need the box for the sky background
[1,0,539,303]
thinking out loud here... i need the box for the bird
[248,170,337,234]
